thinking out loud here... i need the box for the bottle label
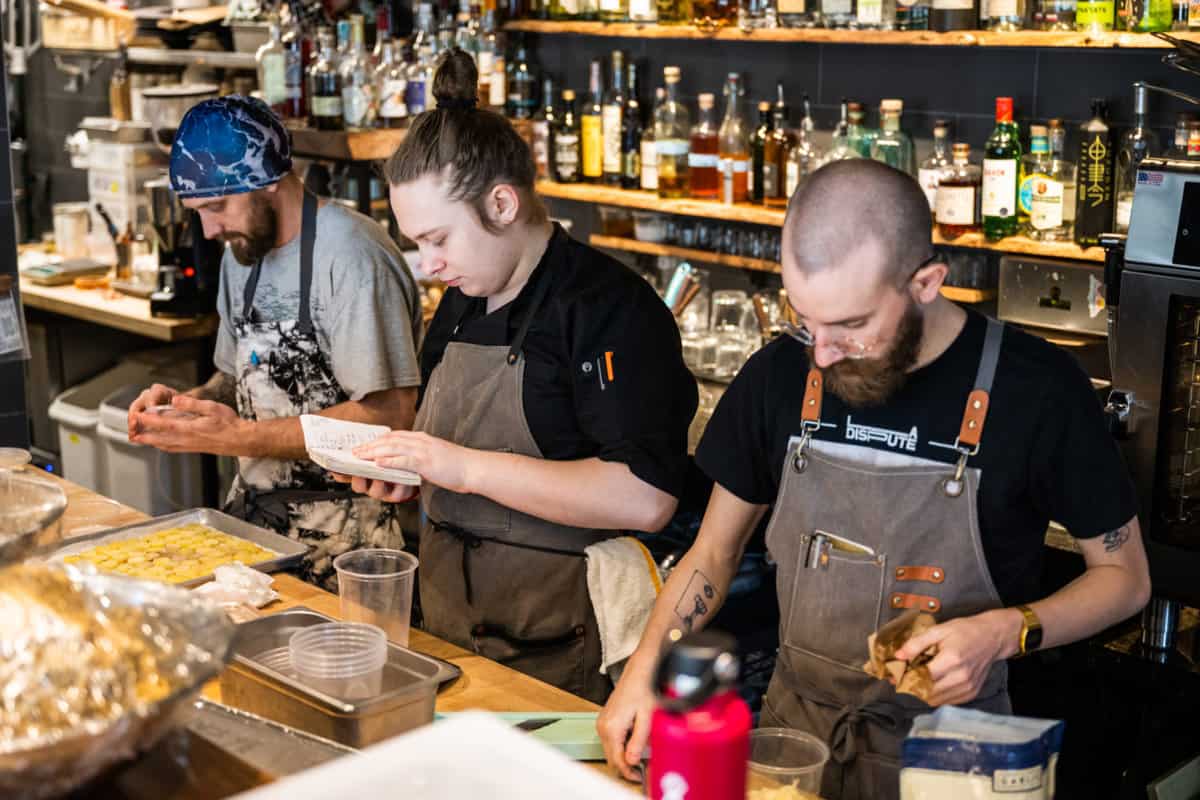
[489,67,507,108]
[779,0,806,12]
[786,160,800,196]
[656,139,689,157]
[602,105,623,174]
[1190,0,1200,24]
[936,184,976,225]
[857,0,883,23]
[688,152,720,169]
[641,140,659,189]
[1018,170,1049,216]
[630,0,656,17]
[405,79,426,115]
[582,116,603,177]
[763,162,780,198]
[1031,178,1065,230]
[1077,0,1115,24]
[623,147,641,182]
[918,167,942,210]
[478,52,495,76]
[1079,133,1112,208]
[556,133,580,179]
[311,95,343,118]
[601,0,623,10]
[262,54,287,106]
[988,0,1017,15]
[1115,195,1133,229]
[380,79,408,118]
[823,0,852,13]
[342,87,371,127]
[533,120,550,176]
[982,158,1018,218]
[932,0,973,9]
[561,0,581,13]
[284,50,304,100]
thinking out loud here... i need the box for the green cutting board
[435,712,604,761]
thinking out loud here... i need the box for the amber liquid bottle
[689,92,720,200]
[762,83,794,210]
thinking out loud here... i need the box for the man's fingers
[895,624,951,663]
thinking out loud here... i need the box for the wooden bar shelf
[505,20,1189,48]
[541,181,1105,263]
[286,126,407,162]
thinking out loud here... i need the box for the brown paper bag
[862,610,938,702]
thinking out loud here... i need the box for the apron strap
[801,368,823,426]
[507,262,556,366]
[955,317,1004,452]
[240,190,320,332]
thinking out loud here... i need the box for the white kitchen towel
[585,536,664,676]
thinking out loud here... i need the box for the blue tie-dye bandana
[169,95,293,199]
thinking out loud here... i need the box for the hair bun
[431,48,480,110]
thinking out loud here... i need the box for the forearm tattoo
[1102,524,1131,553]
[674,570,719,633]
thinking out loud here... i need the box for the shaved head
[783,160,933,284]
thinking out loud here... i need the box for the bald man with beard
[597,160,1151,800]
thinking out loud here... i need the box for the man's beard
[221,200,277,266]
[811,301,923,408]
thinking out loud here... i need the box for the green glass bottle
[1133,0,1171,30]
[982,96,1022,241]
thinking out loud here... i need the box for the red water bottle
[647,631,752,800]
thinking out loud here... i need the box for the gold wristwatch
[1016,605,1043,657]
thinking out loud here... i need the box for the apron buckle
[941,446,972,498]
[792,420,822,474]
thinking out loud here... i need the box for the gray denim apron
[225,191,402,591]
[413,270,614,703]
[759,318,1012,800]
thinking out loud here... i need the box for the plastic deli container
[289,622,388,701]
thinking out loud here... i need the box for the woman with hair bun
[341,49,698,702]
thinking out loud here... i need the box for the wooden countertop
[19,276,219,342]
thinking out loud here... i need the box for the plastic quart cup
[746,728,831,796]
[288,622,387,700]
[333,548,419,647]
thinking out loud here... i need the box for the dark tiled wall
[0,54,28,447]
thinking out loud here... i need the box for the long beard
[813,302,923,409]
[222,201,277,266]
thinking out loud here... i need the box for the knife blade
[514,718,558,733]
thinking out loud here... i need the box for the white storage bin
[97,384,204,515]
[47,361,155,493]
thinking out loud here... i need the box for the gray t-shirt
[214,201,422,400]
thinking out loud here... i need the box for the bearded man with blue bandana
[128,95,423,590]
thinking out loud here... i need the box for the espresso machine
[146,177,222,318]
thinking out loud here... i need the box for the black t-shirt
[695,309,1138,606]
[420,224,698,499]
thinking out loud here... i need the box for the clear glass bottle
[375,40,408,128]
[846,101,876,157]
[1050,120,1077,236]
[785,122,818,198]
[603,51,626,186]
[1076,0,1113,29]
[870,99,915,176]
[690,92,720,200]
[621,62,643,190]
[1026,121,1076,241]
[656,67,690,198]
[1019,124,1052,229]
[857,0,897,27]
[308,27,343,131]
[1132,0,1172,29]
[554,89,582,183]
[488,29,508,114]
[742,0,782,28]
[750,100,773,204]
[931,0,977,29]
[1034,0,1076,26]
[642,87,664,192]
[339,15,375,129]
[982,96,1021,241]
[918,120,952,211]
[257,14,289,114]
[533,78,557,180]
[718,73,750,205]
[1115,82,1160,233]
[986,0,1026,29]
[507,36,539,119]
[821,98,862,165]
[936,142,981,240]
[404,41,431,116]
[821,0,857,25]
[582,58,605,184]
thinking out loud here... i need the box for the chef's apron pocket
[425,449,514,535]
[849,751,902,800]
[782,531,886,671]
[471,622,586,696]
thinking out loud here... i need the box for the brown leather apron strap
[954,318,1004,453]
[801,368,823,425]
[889,592,942,613]
[894,565,945,584]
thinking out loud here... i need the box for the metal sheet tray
[187,699,356,775]
[43,508,308,587]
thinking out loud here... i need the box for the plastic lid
[653,630,740,712]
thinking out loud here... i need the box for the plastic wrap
[0,469,67,567]
[0,562,236,799]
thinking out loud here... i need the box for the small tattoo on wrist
[674,570,719,633]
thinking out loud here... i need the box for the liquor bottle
[931,0,977,29]
[554,89,582,183]
[621,62,643,190]
[476,12,496,107]
[376,40,408,128]
[821,0,857,25]
[1019,124,1052,227]
[871,99,915,175]
[1114,82,1160,233]
[507,36,539,119]
[336,18,353,60]
[533,78,557,180]
[1033,0,1076,26]
[1074,98,1113,247]
[1076,0,1114,29]
[777,0,813,24]
[257,15,289,114]
[1191,0,1200,28]
[642,87,664,191]
[603,51,626,186]
[982,96,1021,241]
[308,28,343,131]
[582,59,605,184]
[1027,121,1077,241]
[405,42,430,115]
[846,101,876,157]
[340,16,376,129]
[280,7,309,119]
[821,98,861,165]
[109,47,131,121]
[936,142,981,240]
[690,92,721,200]
[656,69,690,197]
[857,0,897,28]
[763,87,794,209]
[693,0,738,25]
[785,121,818,197]
[717,73,750,204]
[750,100,773,204]
[373,4,391,68]
[657,0,693,22]
[631,0,659,20]
[1170,112,1195,158]
[896,0,931,27]
[1132,0,1171,28]
[985,0,1026,29]
[1174,0,1188,28]
[742,0,781,27]
[488,31,508,114]
[601,0,631,21]
[918,121,952,211]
